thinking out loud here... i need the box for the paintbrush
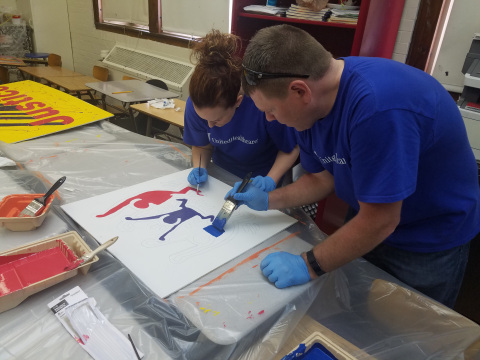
[211,172,252,232]
[196,154,202,193]
[64,236,118,271]
[18,176,66,217]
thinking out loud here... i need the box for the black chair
[135,79,170,137]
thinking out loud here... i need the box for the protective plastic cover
[0,122,478,360]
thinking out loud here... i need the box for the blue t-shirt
[297,57,480,252]
[183,96,297,178]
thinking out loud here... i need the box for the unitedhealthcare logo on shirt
[315,151,347,165]
[211,135,259,145]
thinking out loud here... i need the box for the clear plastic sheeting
[0,121,479,360]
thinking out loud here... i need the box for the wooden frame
[92,0,194,48]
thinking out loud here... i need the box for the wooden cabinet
[232,0,406,59]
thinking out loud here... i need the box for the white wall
[392,0,421,63]
[16,0,427,93]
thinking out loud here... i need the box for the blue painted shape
[212,217,226,231]
[282,343,306,360]
[281,342,338,360]
[204,225,224,237]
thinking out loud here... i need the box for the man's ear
[289,80,311,104]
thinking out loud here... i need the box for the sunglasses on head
[242,65,309,86]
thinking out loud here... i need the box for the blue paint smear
[204,225,224,237]
[212,217,226,231]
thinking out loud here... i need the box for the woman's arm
[266,145,300,185]
[192,144,214,168]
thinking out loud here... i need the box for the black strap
[306,249,324,276]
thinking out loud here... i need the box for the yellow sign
[0,80,112,143]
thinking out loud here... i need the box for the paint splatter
[246,311,254,320]
[258,310,264,315]
[188,232,301,296]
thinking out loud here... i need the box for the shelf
[239,12,357,29]
[460,106,480,122]
[465,73,480,89]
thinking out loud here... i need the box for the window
[93,0,230,48]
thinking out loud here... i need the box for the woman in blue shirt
[183,30,298,191]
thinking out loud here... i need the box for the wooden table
[0,56,26,66]
[86,80,179,133]
[131,99,186,138]
[19,66,83,81]
[44,75,101,99]
[85,80,178,103]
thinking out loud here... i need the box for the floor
[113,116,480,325]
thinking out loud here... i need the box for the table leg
[129,107,138,133]
[146,118,153,138]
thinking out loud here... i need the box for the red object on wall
[357,0,406,58]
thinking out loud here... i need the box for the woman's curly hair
[189,29,242,109]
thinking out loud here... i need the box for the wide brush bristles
[64,259,84,271]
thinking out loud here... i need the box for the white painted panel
[432,0,480,90]
[29,0,73,70]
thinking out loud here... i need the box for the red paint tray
[0,231,99,313]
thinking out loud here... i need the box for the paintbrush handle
[41,176,66,204]
[81,236,118,262]
[236,172,252,194]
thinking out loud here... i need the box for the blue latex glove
[188,167,208,186]
[225,182,269,211]
[260,252,311,288]
[251,175,276,192]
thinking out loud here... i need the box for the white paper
[61,169,297,298]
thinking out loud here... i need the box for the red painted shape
[96,186,200,217]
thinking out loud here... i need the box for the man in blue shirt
[230,24,480,307]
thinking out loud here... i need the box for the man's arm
[303,200,402,277]
[268,170,335,209]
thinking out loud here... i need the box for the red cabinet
[232,0,406,59]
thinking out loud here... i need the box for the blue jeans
[363,241,471,308]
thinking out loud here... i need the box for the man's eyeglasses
[242,65,309,86]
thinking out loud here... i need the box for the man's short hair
[242,24,332,98]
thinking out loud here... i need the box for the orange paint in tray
[0,194,55,231]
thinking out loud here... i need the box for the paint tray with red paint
[0,193,55,231]
[0,231,99,313]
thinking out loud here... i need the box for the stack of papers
[243,5,288,16]
[285,4,359,24]
[286,4,329,21]
[328,9,359,24]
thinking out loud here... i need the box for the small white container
[11,15,21,25]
